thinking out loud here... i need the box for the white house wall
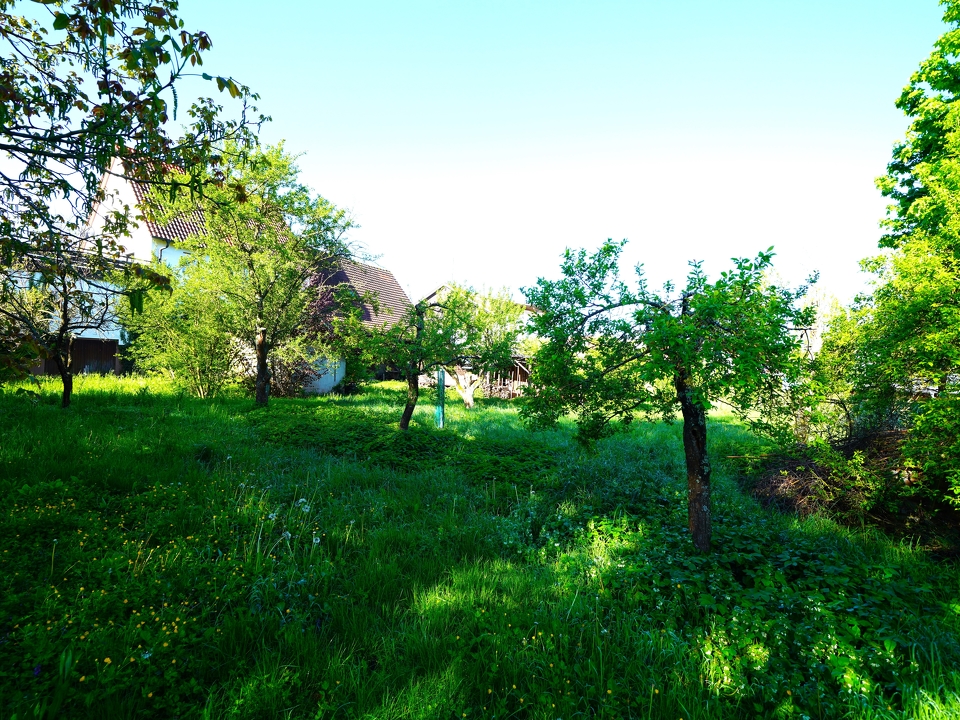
[305,358,347,395]
[85,159,155,263]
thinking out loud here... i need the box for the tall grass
[0,377,958,719]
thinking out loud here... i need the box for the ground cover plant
[0,377,958,719]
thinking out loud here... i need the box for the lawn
[0,377,958,719]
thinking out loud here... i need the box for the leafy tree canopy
[878,0,960,247]
[1,0,264,261]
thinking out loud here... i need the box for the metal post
[435,367,445,429]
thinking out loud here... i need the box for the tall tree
[0,0,263,391]
[523,241,814,552]
[156,144,352,406]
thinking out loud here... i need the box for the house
[35,161,411,393]
[306,259,412,393]
[30,159,200,376]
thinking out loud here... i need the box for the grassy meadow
[0,377,958,719]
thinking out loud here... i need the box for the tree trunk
[676,375,711,553]
[53,341,74,409]
[399,370,419,431]
[451,365,481,409]
[254,327,270,406]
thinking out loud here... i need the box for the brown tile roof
[130,181,206,243]
[326,260,412,329]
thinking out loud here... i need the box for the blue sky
[179,0,946,303]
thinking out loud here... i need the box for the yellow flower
[79,676,86,682]
[103,657,112,664]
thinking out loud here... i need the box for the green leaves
[523,241,812,442]
[52,12,69,30]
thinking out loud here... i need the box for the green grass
[0,376,958,719]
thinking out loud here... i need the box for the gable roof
[325,260,412,329]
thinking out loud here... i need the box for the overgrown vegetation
[1,377,958,719]
[800,0,960,514]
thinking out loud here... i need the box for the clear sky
[177,0,946,303]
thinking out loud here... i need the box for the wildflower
[312,536,320,545]
[104,657,112,664]
[141,651,152,659]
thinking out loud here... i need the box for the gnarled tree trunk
[51,335,75,409]
[399,369,419,430]
[676,372,711,553]
[450,364,482,409]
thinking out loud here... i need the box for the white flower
[313,537,321,545]
[301,505,311,513]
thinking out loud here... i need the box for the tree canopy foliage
[0,0,262,259]
[523,241,814,551]
[878,0,960,247]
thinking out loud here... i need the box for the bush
[903,395,960,504]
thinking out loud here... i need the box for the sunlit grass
[0,376,958,718]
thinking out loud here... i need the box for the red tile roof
[325,260,412,329]
[129,181,206,242]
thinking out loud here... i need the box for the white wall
[85,158,155,263]
[305,358,347,394]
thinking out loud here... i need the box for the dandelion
[312,536,320,545]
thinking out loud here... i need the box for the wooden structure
[482,356,532,399]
